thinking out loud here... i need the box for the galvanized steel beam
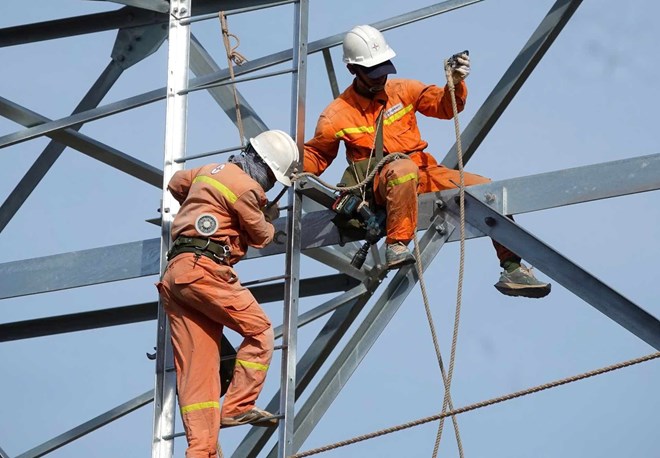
[304,246,370,281]
[152,0,191,454]
[16,390,153,458]
[0,1,287,47]
[0,0,482,150]
[98,0,170,13]
[0,274,359,342]
[0,7,166,48]
[0,24,166,233]
[460,191,660,350]
[0,62,124,233]
[278,216,456,454]
[2,154,659,299]
[0,96,163,187]
[426,153,660,224]
[190,35,268,140]
[441,0,584,169]
[278,0,310,454]
[233,275,384,457]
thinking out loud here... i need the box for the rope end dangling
[218,10,248,146]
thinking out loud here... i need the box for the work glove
[262,203,280,223]
[447,50,470,85]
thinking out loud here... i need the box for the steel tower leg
[278,1,309,456]
[152,0,191,456]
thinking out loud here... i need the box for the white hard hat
[249,130,299,187]
[342,25,397,74]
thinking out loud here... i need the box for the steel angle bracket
[112,22,168,69]
[458,189,660,350]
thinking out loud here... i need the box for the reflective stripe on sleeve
[180,401,220,414]
[236,359,269,371]
[387,172,417,187]
[193,175,238,204]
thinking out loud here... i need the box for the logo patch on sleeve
[195,214,218,236]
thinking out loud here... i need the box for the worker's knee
[380,159,419,192]
[260,326,274,350]
[249,325,274,356]
[385,157,419,178]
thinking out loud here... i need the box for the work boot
[221,407,279,428]
[385,241,416,269]
[494,264,551,299]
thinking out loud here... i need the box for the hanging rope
[412,231,465,457]
[289,351,660,457]
[219,11,248,146]
[430,59,470,456]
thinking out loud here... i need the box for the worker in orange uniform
[304,25,550,299]
[157,129,299,457]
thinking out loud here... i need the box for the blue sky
[1,1,659,457]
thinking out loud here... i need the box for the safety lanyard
[374,106,385,164]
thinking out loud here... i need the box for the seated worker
[303,25,550,299]
[157,129,299,457]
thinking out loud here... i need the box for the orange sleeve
[167,167,202,204]
[410,80,468,120]
[303,114,340,175]
[234,188,275,249]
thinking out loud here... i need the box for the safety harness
[167,236,231,265]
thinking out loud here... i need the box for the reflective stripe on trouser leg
[375,159,419,244]
[221,325,274,417]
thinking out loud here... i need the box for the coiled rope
[291,153,408,191]
[289,351,660,457]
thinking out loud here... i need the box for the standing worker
[304,25,550,299]
[157,129,299,457]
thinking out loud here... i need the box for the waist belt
[167,236,231,265]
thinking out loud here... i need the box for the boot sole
[221,417,278,428]
[494,282,551,299]
[386,256,416,270]
[221,413,279,428]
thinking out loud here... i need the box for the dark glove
[447,50,470,85]
[262,203,280,223]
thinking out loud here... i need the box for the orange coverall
[157,162,274,458]
[304,79,514,262]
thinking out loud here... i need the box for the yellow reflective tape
[387,172,417,187]
[236,359,269,371]
[180,401,220,414]
[383,104,414,126]
[193,175,238,204]
[334,125,374,138]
